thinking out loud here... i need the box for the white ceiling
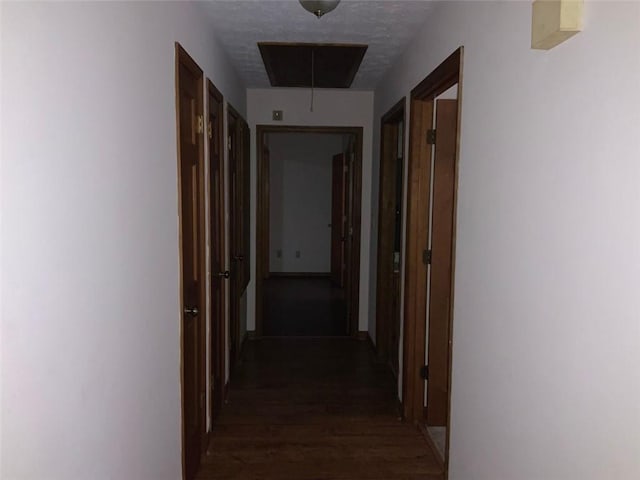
[201,0,435,89]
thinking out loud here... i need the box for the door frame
[175,42,207,479]
[330,152,347,288]
[375,97,406,369]
[206,79,226,425]
[402,47,463,474]
[255,125,364,338]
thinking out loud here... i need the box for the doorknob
[217,271,230,278]
[184,306,199,317]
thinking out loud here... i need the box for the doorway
[402,47,463,474]
[375,98,406,377]
[255,126,364,338]
[175,43,207,480]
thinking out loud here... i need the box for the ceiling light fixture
[299,0,341,19]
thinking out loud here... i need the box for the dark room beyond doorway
[256,128,363,337]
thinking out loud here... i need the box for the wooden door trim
[227,103,242,124]
[381,97,406,125]
[402,46,463,477]
[175,42,207,480]
[255,125,364,338]
[330,153,347,287]
[411,47,462,100]
[206,78,225,428]
[375,97,406,365]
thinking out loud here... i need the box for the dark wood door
[345,147,362,337]
[207,80,225,422]
[377,113,405,376]
[228,109,240,370]
[376,123,399,365]
[426,99,457,426]
[331,153,346,287]
[241,121,251,290]
[176,44,206,480]
[256,144,270,336]
[228,107,250,370]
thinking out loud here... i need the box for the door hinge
[228,135,232,151]
[207,120,213,140]
[197,115,204,135]
[426,129,436,145]
[422,249,432,265]
[420,365,429,380]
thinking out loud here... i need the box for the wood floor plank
[196,338,443,480]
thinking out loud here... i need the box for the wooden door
[228,107,250,369]
[346,147,362,337]
[390,122,404,375]
[330,153,346,287]
[375,112,404,376]
[426,99,458,426]
[256,144,270,336]
[376,122,400,365]
[228,108,240,370]
[241,121,251,291]
[403,98,434,423]
[207,80,226,422]
[176,44,206,480]
[259,145,270,281]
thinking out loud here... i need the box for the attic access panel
[258,43,368,88]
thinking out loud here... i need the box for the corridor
[263,277,347,336]
[197,338,443,479]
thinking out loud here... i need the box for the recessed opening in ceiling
[258,42,368,89]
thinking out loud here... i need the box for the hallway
[263,277,347,336]
[197,338,443,479]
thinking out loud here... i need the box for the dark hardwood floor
[263,276,347,336]
[197,338,443,480]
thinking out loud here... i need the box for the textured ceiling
[201,1,435,89]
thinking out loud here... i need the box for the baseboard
[356,330,378,355]
[356,330,378,358]
[418,420,446,470]
[268,272,331,278]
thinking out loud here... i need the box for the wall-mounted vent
[258,42,368,89]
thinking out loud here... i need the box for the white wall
[1,2,245,479]
[268,132,344,273]
[372,1,640,479]
[246,88,374,331]
[0,1,4,474]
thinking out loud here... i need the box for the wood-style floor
[197,338,443,479]
[263,277,347,336]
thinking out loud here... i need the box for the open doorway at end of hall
[255,126,363,338]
